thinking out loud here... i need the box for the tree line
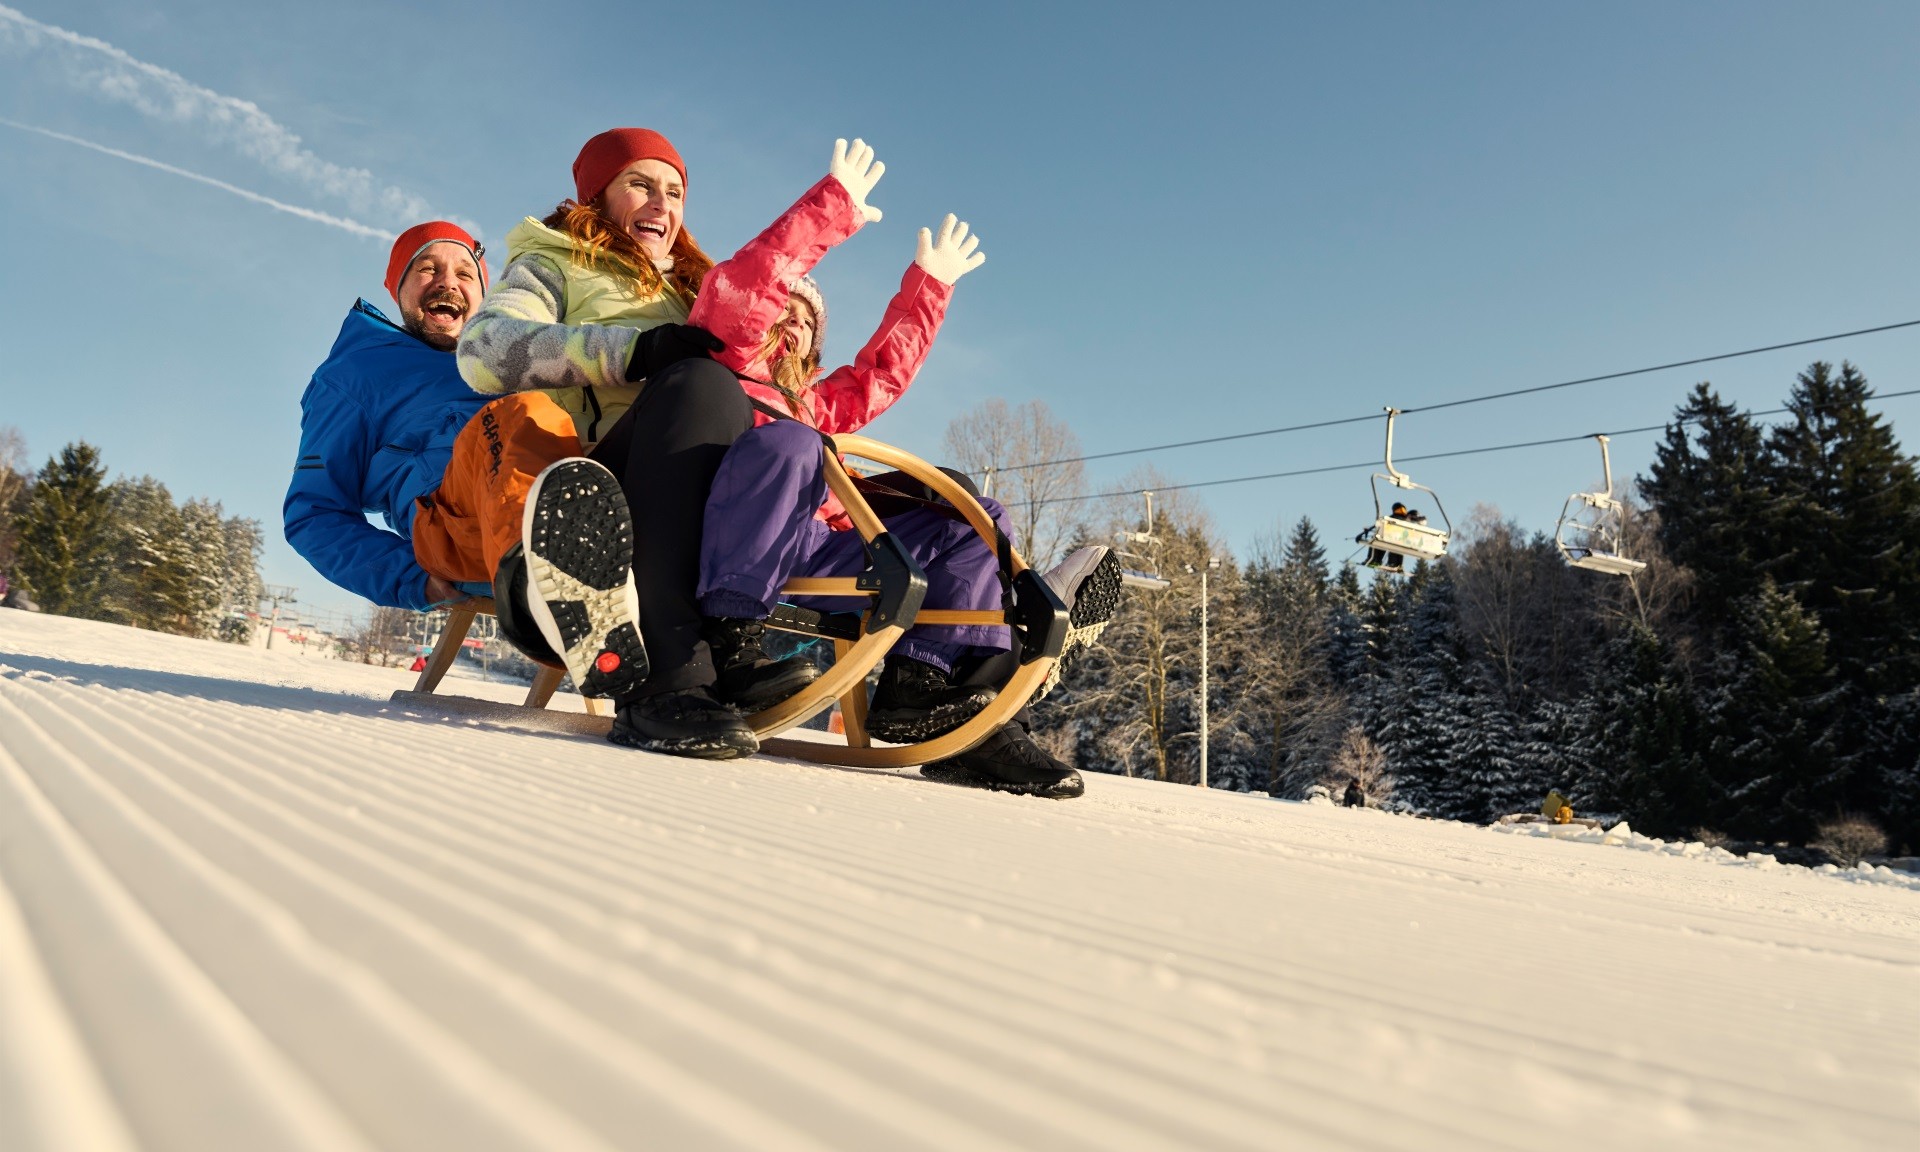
[1008,362,1920,855]
[1,431,264,642]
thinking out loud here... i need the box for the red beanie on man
[385,222,487,303]
[572,128,686,205]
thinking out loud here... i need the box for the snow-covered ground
[2,609,1915,1151]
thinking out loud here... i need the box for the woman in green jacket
[457,127,884,759]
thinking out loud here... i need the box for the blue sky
[6,0,1920,624]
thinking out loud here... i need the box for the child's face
[600,158,685,260]
[778,298,818,360]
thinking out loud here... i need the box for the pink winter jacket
[689,175,953,528]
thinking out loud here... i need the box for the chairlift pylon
[1356,407,1452,574]
[1554,434,1646,576]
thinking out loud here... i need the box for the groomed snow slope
[1,610,1916,1152]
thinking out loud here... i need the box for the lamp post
[1185,557,1222,789]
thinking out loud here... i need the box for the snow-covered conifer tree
[13,442,115,616]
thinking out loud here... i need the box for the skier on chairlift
[1356,504,1420,571]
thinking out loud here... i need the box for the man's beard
[404,288,468,351]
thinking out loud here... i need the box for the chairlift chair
[1112,489,1172,590]
[396,433,1072,767]
[1554,434,1646,576]
[1359,408,1452,573]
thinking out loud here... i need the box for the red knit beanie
[572,128,686,204]
[385,221,487,302]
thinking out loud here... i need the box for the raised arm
[691,138,881,370]
[811,214,984,434]
[455,252,637,395]
[283,378,435,610]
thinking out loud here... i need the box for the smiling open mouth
[630,221,668,242]
[422,295,467,322]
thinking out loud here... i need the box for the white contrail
[0,118,387,238]
[0,4,450,229]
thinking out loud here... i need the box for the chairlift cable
[999,318,1920,474]
[1031,386,1920,508]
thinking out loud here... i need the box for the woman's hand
[830,138,885,223]
[914,214,986,285]
[625,323,724,382]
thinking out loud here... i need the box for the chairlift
[1114,490,1172,589]
[1555,434,1646,576]
[1357,407,1452,573]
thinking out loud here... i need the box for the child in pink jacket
[687,139,974,529]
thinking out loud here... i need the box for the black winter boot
[921,723,1085,799]
[608,686,758,759]
[702,616,821,712]
[865,656,997,744]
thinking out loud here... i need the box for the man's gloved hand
[913,214,986,285]
[625,323,723,382]
[830,138,885,224]
[424,573,476,610]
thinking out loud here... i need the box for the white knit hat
[788,274,827,352]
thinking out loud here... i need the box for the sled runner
[1357,407,1452,572]
[1555,434,1645,576]
[393,433,1071,768]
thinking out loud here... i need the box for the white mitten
[829,138,885,224]
[914,214,986,285]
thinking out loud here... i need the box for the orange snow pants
[411,393,581,585]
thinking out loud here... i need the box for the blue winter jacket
[284,300,489,610]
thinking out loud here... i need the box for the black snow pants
[589,358,754,699]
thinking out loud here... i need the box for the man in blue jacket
[283,222,646,699]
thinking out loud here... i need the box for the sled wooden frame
[391,599,615,719]
[391,433,1068,767]
[750,433,1065,767]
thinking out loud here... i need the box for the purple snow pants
[698,419,1012,671]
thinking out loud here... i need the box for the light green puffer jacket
[455,217,694,444]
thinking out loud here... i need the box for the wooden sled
[392,433,1069,768]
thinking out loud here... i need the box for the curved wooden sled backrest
[751,434,1063,768]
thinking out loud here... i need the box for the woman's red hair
[541,199,713,305]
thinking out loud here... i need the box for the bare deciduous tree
[347,605,414,667]
[1325,725,1394,804]
[940,398,1088,570]
[1594,498,1692,643]
[0,426,27,574]
[1810,815,1887,867]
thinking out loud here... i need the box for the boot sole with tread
[865,687,997,745]
[521,459,647,699]
[1040,548,1124,698]
[921,761,1085,799]
[607,722,758,760]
